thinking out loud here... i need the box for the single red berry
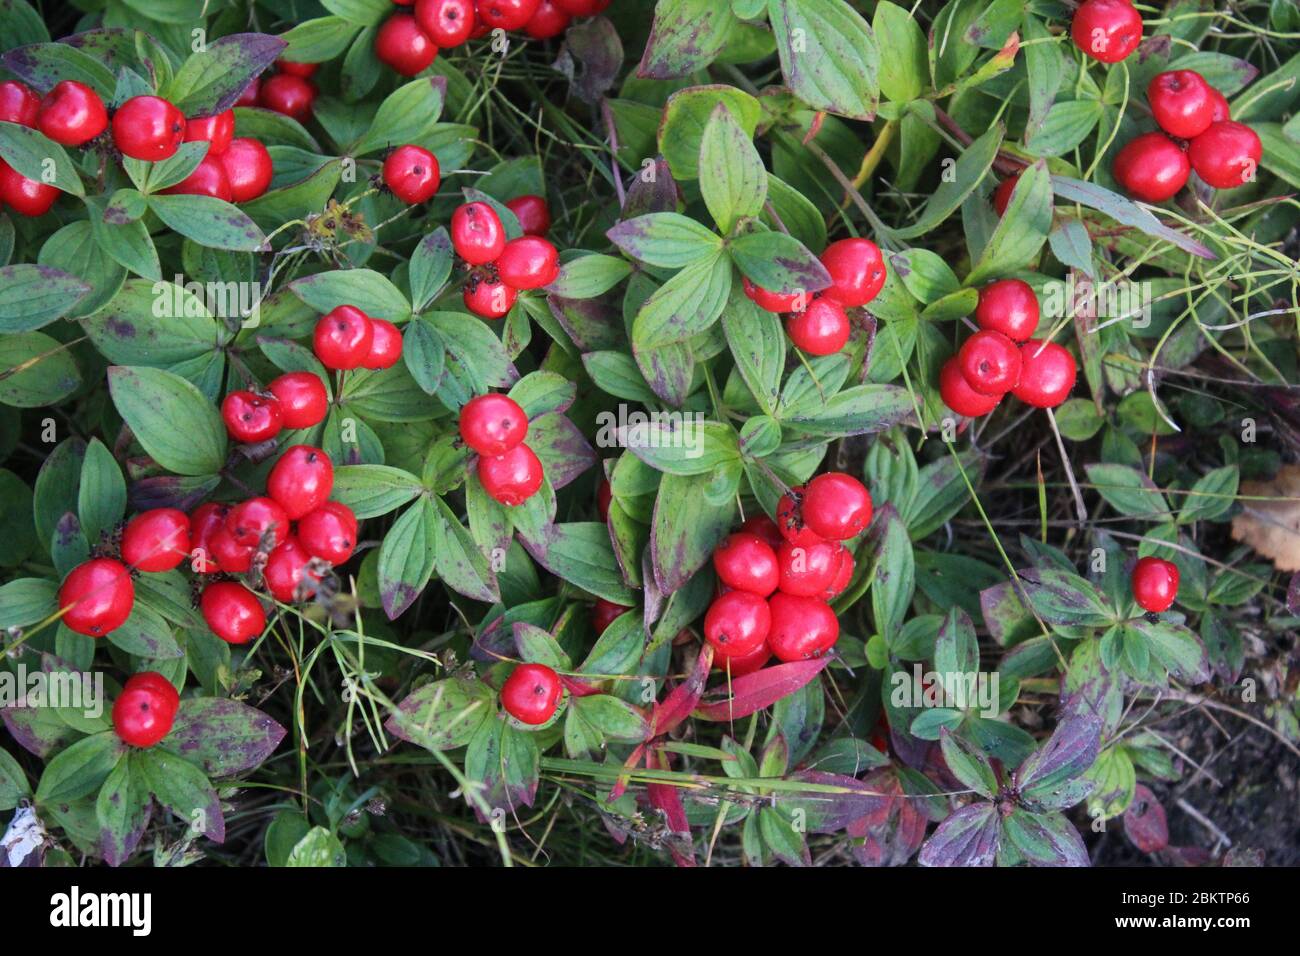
[459,393,528,456]
[383,144,440,204]
[220,137,274,202]
[260,74,316,123]
[221,389,283,443]
[477,0,540,30]
[1148,70,1217,139]
[939,356,1002,418]
[802,472,873,540]
[209,526,254,573]
[268,445,334,519]
[525,0,570,38]
[36,81,108,146]
[592,598,630,634]
[823,547,853,600]
[162,155,233,201]
[713,532,779,597]
[959,329,1023,396]
[1013,340,1077,408]
[1207,88,1230,122]
[1131,556,1179,613]
[501,662,562,725]
[415,0,476,46]
[786,297,850,355]
[264,536,321,604]
[112,672,180,748]
[819,237,886,308]
[375,14,439,76]
[235,78,261,108]
[0,161,58,217]
[225,496,291,549]
[777,539,843,598]
[183,110,235,156]
[200,581,266,644]
[743,276,805,313]
[992,173,1020,216]
[1113,132,1190,203]
[704,590,771,659]
[775,487,826,548]
[740,514,785,552]
[189,502,229,573]
[276,60,319,78]
[768,593,839,662]
[0,80,40,126]
[361,319,404,370]
[463,276,517,318]
[495,236,560,289]
[711,640,770,677]
[596,478,612,521]
[58,558,135,636]
[314,305,375,370]
[298,501,358,565]
[975,278,1039,342]
[121,508,192,572]
[478,442,544,505]
[268,371,329,429]
[1071,0,1143,63]
[451,202,507,264]
[1188,120,1262,190]
[554,0,610,13]
[505,194,551,236]
[111,95,186,161]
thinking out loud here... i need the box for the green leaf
[1024,100,1102,157]
[164,33,286,115]
[290,268,412,322]
[1178,465,1238,524]
[548,254,632,299]
[35,732,124,804]
[626,420,740,476]
[432,495,500,604]
[1018,567,1114,627]
[77,439,125,545]
[0,264,91,332]
[285,826,347,866]
[353,76,447,155]
[631,251,732,348]
[728,230,830,295]
[81,279,222,366]
[0,577,57,629]
[637,0,737,79]
[408,228,453,312]
[0,41,113,100]
[278,16,361,63]
[940,728,997,798]
[767,0,880,120]
[95,754,151,866]
[576,695,650,742]
[658,85,761,180]
[331,464,424,518]
[0,121,84,196]
[148,194,268,252]
[871,507,915,638]
[520,522,637,605]
[893,124,1003,240]
[699,103,767,233]
[781,384,915,437]
[607,212,722,268]
[108,366,226,476]
[722,288,786,416]
[135,747,223,841]
[873,1,928,102]
[1084,463,1171,520]
[87,195,160,280]
[652,471,736,594]
[0,331,80,408]
[378,498,438,619]
[386,677,495,751]
[968,160,1053,284]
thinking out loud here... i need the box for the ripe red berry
[226,496,291,549]
[592,598,630,634]
[1148,70,1217,139]
[704,590,771,659]
[992,173,1020,216]
[209,526,254,573]
[235,78,261,108]
[525,0,571,38]
[58,558,135,636]
[260,74,316,122]
[375,14,439,76]
[183,110,235,156]
[712,532,779,597]
[268,371,329,429]
[785,297,850,355]
[1187,120,1262,190]
[459,392,528,456]
[596,478,612,521]
[111,95,186,161]
[36,81,108,146]
[189,502,229,573]
[162,155,233,200]
[959,329,1023,396]
[740,514,785,551]
[819,237,886,308]
[1207,88,1230,122]
[383,144,441,204]
[1071,0,1143,63]
[939,356,1002,418]
[463,276,517,318]
[802,472,873,540]
[478,442,544,505]
[221,389,283,443]
[112,672,180,748]
[777,539,843,597]
[0,80,39,126]
[220,137,274,202]
[767,593,839,662]
[1113,132,1190,203]
[298,501,358,565]
[554,0,610,13]
[452,202,508,264]
[775,487,826,548]
[1013,340,1077,408]
[501,662,563,725]
[314,305,375,369]
[743,276,805,313]
[477,0,540,30]
[0,161,58,217]
[200,581,266,644]
[416,0,476,46]
[362,319,404,370]
[268,445,334,520]
[711,640,770,677]
[1131,556,1179,613]
[505,194,551,236]
[823,547,853,600]
[264,537,320,604]
[276,60,319,78]
[121,508,191,572]
[495,236,560,289]
[975,278,1039,342]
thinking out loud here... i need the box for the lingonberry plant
[0,0,1296,874]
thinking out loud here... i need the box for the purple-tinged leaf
[651,644,713,738]
[1123,784,1169,853]
[645,748,695,866]
[1051,176,1215,260]
[1014,712,1104,801]
[127,475,221,514]
[918,803,1000,867]
[385,677,496,751]
[1001,808,1090,867]
[519,521,638,605]
[547,294,624,351]
[939,728,997,798]
[621,156,680,218]
[1017,567,1114,627]
[165,698,287,778]
[782,770,884,833]
[135,747,225,843]
[636,0,733,80]
[165,33,287,116]
[695,657,831,721]
[554,15,622,103]
[96,756,151,868]
[525,412,597,490]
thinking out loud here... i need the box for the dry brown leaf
[1231,464,1300,571]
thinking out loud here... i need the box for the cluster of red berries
[458,392,545,505]
[500,661,564,724]
[1131,556,1179,614]
[221,371,328,444]
[1113,69,1262,203]
[313,305,405,372]
[939,279,1076,418]
[1071,0,1143,64]
[453,199,560,318]
[237,60,319,124]
[741,237,887,356]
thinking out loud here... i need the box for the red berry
[111,95,185,161]
[220,137,274,202]
[819,237,886,308]
[592,598,630,634]
[959,329,1023,396]
[314,305,375,369]
[975,278,1039,342]
[1131,556,1179,613]
[463,276,517,318]
[1013,340,1077,408]
[264,537,321,604]
[416,0,477,45]
[183,110,235,156]
[162,155,233,201]
[451,202,507,264]
[235,78,261,108]
[477,443,544,505]
[775,487,826,548]
[362,319,404,370]
[501,662,562,725]
[268,445,334,520]
[477,0,540,31]
[767,593,839,662]
[260,74,316,122]
[189,503,229,573]
[554,0,609,12]
[713,532,779,597]
[37,81,108,147]
[1207,88,1230,123]
[939,356,1002,418]
[459,393,528,456]
[525,0,570,38]
[268,371,329,429]
[1188,120,1262,190]
[1147,70,1217,139]
[743,276,805,313]
[505,194,551,236]
[276,60,318,78]
[596,478,612,521]
[1112,132,1189,203]
[383,144,440,204]
[58,558,135,636]
[0,80,40,126]
[375,14,439,76]
[298,501,358,565]
[0,161,58,217]
[496,236,560,289]
[200,581,266,644]
[785,297,850,355]
[112,672,180,748]
[209,526,254,573]
[740,514,785,551]
[1071,0,1143,63]
[704,590,771,659]
[777,539,843,597]
[226,496,291,549]
[992,173,1019,216]
[121,508,191,572]
[802,472,873,540]
[221,389,283,443]
[823,547,853,600]
[711,641,770,677]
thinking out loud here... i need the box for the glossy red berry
[975,278,1039,342]
[276,60,319,78]
[823,547,853,600]
[1071,0,1143,63]
[704,590,771,659]
[314,305,375,370]
[0,161,58,216]
[189,502,229,573]
[452,202,507,264]
[226,496,291,549]
[264,537,320,604]
[297,501,358,565]
[59,558,134,636]
[0,80,39,126]
[554,0,610,12]
[1013,340,1077,408]
[786,297,850,355]
[992,173,1020,216]
[362,319,404,370]
[743,276,806,313]
[802,472,873,540]
[268,445,334,520]
[1113,132,1190,203]
[740,514,785,552]
[713,532,779,597]
[1207,88,1230,122]
[209,526,254,573]
[182,110,235,155]
[501,662,562,725]
[505,194,551,236]
[221,389,283,443]
[592,598,630,634]
[416,0,477,45]
[767,593,839,662]
[496,236,560,289]
[268,371,329,429]
[235,78,261,107]
[200,581,266,644]
[463,276,517,318]
[1188,121,1262,190]
[1148,70,1217,139]
[1132,556,1179,613]
[596,478,612,521]
[959,329,1023,396]
[111,95,186,161]
[383,145,440,204]
[525,0,571,38]
[375,14,438,76]
[36,81,108,146]
[162,155,233,200]
[459,393,528,456]
[775,487,826,548]
[819,237,886,308]
[220,137,274,202]
[260,74,316,122]
[477,0,540,30]
[711,640,770,677]
[478,442,544,505]
[939,356,1002,418]
[121,508,191,572]
[777,539,843,597]
[112,672,179,748]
